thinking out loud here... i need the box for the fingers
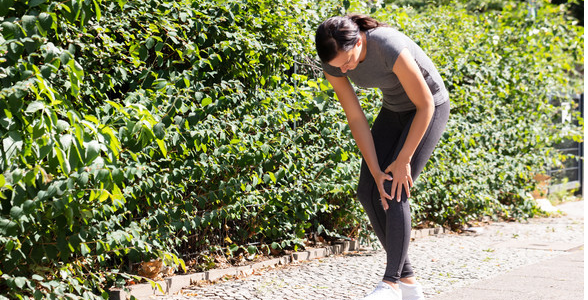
[396,182,404,202]
[391,176,413,202]
[390,179,398,201]
[381,187,392,201]
[380,198,389,211]
[406,185,412,198]
[408,175,414,188]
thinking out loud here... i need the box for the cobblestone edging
[109,227,448,299]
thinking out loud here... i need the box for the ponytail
[347,13,387,31]
[315,14,386,63]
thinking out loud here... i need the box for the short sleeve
[321,61,346,77]
[379,30,409,71]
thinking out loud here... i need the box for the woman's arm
[385,48,435,201]
[323,72,395,209]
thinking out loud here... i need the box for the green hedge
[0,0,583,298]
[371,1,583,226]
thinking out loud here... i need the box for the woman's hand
[374,171,393,210]
[384,158,413,202]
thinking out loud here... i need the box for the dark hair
[315,14,386,63]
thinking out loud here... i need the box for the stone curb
[110,227,446,299]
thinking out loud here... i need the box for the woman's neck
[359,31,368,63]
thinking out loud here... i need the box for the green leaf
[80,243,90,255]
[247,245,257,254]
[0,219,17,236]
[201,97,212,107]
[60,51,71,65]
[29,0,46,7]
[25,101,45,114]
[145,37,155,49]
[85,141,100,163]
[268,172,276,184]
[56,120,70,133]
[152,78,167,90]
[1,22,16,40]
[93,0,102,22]
[31,274,44,281]
[156,139,167,157]
[98,190,110,202]
[14,277,27,289]
[0,0,15,17]
[60,134,74,150]
[54,146,71,174]
[22,15,37,35]
[9,206,23,219]
[153,123,165,140]
[38,12,52,31]
[23,169,36,187]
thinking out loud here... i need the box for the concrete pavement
[430,200,584,300]
[430,249,583,300]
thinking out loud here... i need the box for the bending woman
[315,14,450,300]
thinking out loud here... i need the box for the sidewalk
[430,200,584,300]
[150,200,583,300]
[429,249,583,300]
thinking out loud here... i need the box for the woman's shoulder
[368,27,410,56]
[368,26,403,41]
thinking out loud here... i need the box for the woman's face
[328,38,363,74]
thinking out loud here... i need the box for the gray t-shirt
[322,27,449,112]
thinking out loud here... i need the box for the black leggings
[357,100,450,283]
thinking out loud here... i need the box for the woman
[315,14,450,300]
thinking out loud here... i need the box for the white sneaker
[360,281,403,300]
[399,281,425,300]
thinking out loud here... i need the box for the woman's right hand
[374,171,393,210]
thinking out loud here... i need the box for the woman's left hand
[384,158,413,202]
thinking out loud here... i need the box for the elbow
[415,96,435,114]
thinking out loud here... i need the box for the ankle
[382,280,400,290]
[400,277,418,285]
